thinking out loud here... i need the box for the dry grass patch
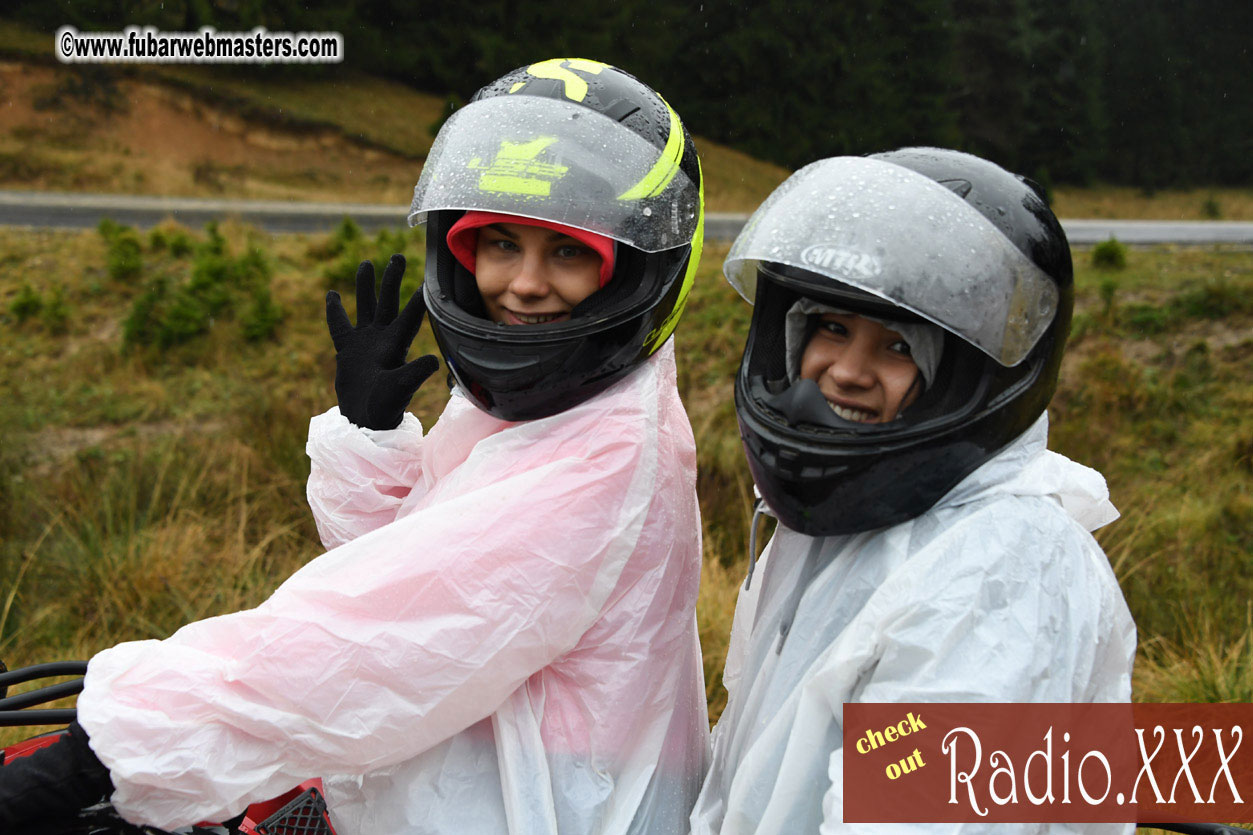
[1053,185,1253,221]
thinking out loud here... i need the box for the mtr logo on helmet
[800,243,882,280]
[509,58,609,103]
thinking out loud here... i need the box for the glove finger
[382,354,440,398]
[325,291,354,348]
[392,287,428,350]
[376,254,406,325]
[354,260,377,327]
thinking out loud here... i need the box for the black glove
[325,255,440,430]
[0,722,113,828]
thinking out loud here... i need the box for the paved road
[2,189,1252,245]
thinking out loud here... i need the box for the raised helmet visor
[408,95,700,254]
[723,156,1059,367]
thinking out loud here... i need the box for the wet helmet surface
[728,148,1073,535]
[410,58,704,421]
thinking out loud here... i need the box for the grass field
[0,218,1250,745]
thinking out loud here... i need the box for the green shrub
[167,230,193,257]
[326,217,363,256]
[158,289,214,347]
[324,249,366,290]
[1098,276,1118,318]
[9,283,43,321]
[189,253,234,307]
[42,285,70,334]
[1201,196,1223,220]
[234,247,272,289]
[241,286,283,342]
[1091,237,1128,270]
[309,217,372,262]
[374,227,408,257]
[121,269,218,351]
[1176,278,1249,319]
[107,232,143,281]
[97,217,125,243]
[1121,303,1172,336]
[399,260,423,301]
[199,221,227,257]
[122,277,168,347]
[122,237,281,351]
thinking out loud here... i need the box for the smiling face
[799,312,922,423]
[474,223,604,326]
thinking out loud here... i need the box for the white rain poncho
[77,343,708,834]
[689,414,1137,835]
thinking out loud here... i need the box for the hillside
[0,54,790,212]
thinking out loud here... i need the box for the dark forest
[6,0,1251,188]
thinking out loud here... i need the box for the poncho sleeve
[78,379,664,830]
[305,407,428,549]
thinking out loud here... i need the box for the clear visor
[408,96,699,253]
[724,156,1059,366]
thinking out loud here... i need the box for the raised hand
[325,255,440,430]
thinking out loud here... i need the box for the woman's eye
[818,320,848,336]
[888,340,912,356]
[555,244,589,259]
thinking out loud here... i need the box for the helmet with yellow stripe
[409,58,704,420]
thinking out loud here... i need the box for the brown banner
[843,703,1253,824]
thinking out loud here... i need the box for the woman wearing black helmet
[1,60,708,835]
[689,149,1136,834]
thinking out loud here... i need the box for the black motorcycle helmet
[408,58,704,421]
[728,149,1073,536]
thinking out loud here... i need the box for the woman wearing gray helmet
[689,149,1136,834]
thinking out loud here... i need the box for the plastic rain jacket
[689,414,1137,835]
[77,342,708,835]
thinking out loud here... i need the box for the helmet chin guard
[731,148,1073,535]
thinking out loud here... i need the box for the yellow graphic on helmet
[618,100,683,201]
[468,136,569,196]
[512,58,608,102]
[643,160,704,353]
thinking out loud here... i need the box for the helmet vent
[602,98,642,123]
[937,177,973,198]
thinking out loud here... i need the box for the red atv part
[1,732,337,835]
[237,780,335,835]
[1,659,336,835]
[0,729,67,765]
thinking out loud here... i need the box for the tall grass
[1,440,313,657]
[1135,607,1253,703]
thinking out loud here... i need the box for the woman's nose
[508,254,551,298]
[824,344,876,389]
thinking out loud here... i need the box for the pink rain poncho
[76,342,708,834]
